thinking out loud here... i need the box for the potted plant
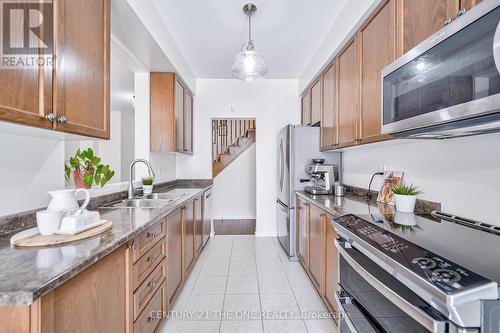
[391,184,422,213]
[64,148,115,189]
[142,177,154,195]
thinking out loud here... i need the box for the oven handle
[335,239,447,333]
[335,291,359,333]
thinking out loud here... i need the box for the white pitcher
[47,189,90,212]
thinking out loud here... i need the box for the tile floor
[161,235,338,333]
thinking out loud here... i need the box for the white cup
[36,210,63,235]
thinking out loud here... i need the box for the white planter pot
[394,211,417,226]
[143,185,153,195]
[394,194,417,213]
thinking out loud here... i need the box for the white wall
[298,0,379,93]
[212,143,256,220]
[177,79,300,236]
[343,134,500,227]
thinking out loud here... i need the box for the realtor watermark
[1,0,53,68]
[149,310,348,321]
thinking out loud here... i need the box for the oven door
[335,239,448,333]
[382,2,500,135]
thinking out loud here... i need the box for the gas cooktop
[334,214,496,294]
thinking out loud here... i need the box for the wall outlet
[230,105,236,113]
[379,165,387,173]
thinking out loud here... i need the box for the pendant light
[231,3,268,81]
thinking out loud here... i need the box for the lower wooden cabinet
[183,200,195,274]
[296,195,339,323]
[166,208,183,305]
[194,195,203,255]
[324,215,339,315]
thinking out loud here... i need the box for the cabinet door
[174,79,184,152]
[301,91,311,126]
[321,64,336,149]
[310,80,321,126]
[324,215,339,318]
[183,90,193,154]
[194,196,203,255]
[399,0,457,54]
[150,73,175,152]
[337,38,359,147]
[459,0,481,11]
[359,0,395,144]
[296,198,309,268]
[309,204,325,293]
[167,208,183,304]
[183,201,195,274]
[54,0,110,139]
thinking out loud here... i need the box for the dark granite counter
[0,183,211,306]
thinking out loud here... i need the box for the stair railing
[212,119,255,163]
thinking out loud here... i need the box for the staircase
[212,119,256,177]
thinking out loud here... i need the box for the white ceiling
[151,0,348,79]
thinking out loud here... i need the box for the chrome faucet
[128,158,156,199]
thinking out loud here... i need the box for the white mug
[36,210,63,235]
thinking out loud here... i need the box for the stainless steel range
[333,212,500,332]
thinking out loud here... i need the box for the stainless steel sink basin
[106,198,170,209]
[142,192,188,202]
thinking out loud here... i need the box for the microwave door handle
[335,240,447,333]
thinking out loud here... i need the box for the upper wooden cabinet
[320,64,337,149]
[337,38,359,148]
[358,0,396,144]
[301,90,311,126]
[0,0,110,139]
[310,80,322,126]
[399,0,457,53]
[150,73,193,154]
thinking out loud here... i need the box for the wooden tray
[11,221,112,248]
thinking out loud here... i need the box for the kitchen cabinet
[183,200,195,274]
[309,204,325,292]
[358,0,395,144]
[194,195,203,255]
[324,216,339,318]
[301,90,311,126]
[399,0,457,54]
[310,80,322,126]
[296,197,309,268]
[0,0,110,139]
[460,0,482,11]
[320,64,337,149]
[166,207,183,305]
[337,38,359,148]
[150,73,194,154]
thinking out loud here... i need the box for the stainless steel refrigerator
[276,125,341,261]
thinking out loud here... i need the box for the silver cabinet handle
[58,116,68,124]
[148,281,157,288]
[45,113,56,121]
[129,242,137,250]
[147,256,157,263]
[147,232,156,239]
[148,315,158,323]
[444,17,453,26]
[457,8,466,17]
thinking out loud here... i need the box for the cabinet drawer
[134,258,167,321]
[133,238,166,290]
[134,281,167,333]
[131,222,166,263]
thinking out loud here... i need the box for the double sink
[102,191,188,209]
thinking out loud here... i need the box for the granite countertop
[296,191,381,217]
[0,184,211,306]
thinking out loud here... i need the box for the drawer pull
[147,256,157,263]
[147,232,156,239]
[148,281,157,288]
[129,242,137,250]
[148,315,158,323]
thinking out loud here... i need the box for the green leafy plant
[389,222,422,235]
[391,184,422,196]
[142,177,154,186]
[64,148,115,188]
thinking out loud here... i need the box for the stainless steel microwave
[381,0,500,139]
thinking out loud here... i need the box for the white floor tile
[229,260,257,276]
[304,319,338,333]
[223,294,261,320]
[260,294,300,320]
[161,319,220,333]
[258,273,293,294]
[288,273,318,294]
[220,320,264,333]
[199,260,230,276]
[263,320,308,333]
[294,292,328,314]
[192,275,227,294]
[226,275,259,294]
[183,294,224,320]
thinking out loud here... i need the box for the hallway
[161,236,337,333]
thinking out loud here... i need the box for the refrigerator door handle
[279,139,284,191]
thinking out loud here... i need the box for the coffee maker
[304,159,339,195]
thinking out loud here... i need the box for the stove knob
[431,269,461,283]
[412,258,437,269]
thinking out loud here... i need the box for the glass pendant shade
[231,49,268,82]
